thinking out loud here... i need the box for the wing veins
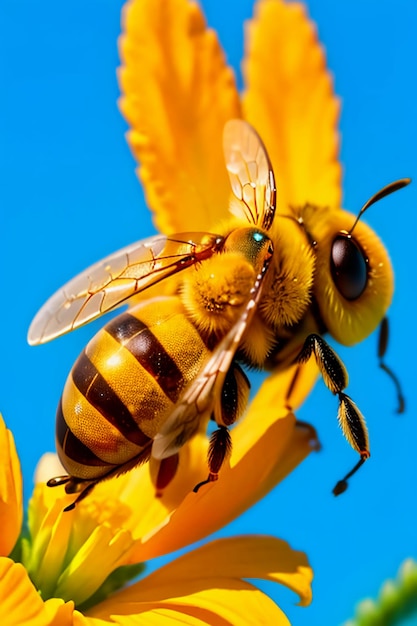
[223,120,276,230]
[68,252,196,331]
[28,233,224,344]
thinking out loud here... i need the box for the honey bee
[28,120,409,511]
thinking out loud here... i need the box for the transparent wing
[152,241,273,460]
[223,119,277,230]
[28,232,223,345]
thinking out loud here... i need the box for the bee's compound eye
[330,235,368,300]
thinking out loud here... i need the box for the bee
[28,120,409,510]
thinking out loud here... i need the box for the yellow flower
[0,0,343,621]
[0,377,315,623]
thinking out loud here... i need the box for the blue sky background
[1,1,416,624]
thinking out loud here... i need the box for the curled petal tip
[295,420,321,452]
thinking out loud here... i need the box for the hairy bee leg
[334,392,370,493]
[378,317,405,413]
[337,392,369,453]
[298,334,370,492]
[193,363,249,493]
[193,426,232,492]
[297,334,348,394]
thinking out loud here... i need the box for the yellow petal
[54,526,134,606]
[119,0,241,233]
[82,536,307,624]
[126,363,319,563]
[0,414,23,557]
[26,493,74,597]
[74,609,210,626]
[0,557,74,626]
[243,0,342,211]
[25,484,135,605]
[85,585,290,626]
[133,535,312,607]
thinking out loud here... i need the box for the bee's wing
[28,232,223,345]
[223,119,277,231]
[152,245,273,460]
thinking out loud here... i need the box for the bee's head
[304,179,410,346]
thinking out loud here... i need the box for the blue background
[1,1,416,624]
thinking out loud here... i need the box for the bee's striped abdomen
[105,313,185,403]
[57,296,210,480]
[72,348,152,446]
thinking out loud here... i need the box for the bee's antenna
[348,178,411,235]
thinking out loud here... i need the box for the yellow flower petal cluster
[0,0,342,621]
[119,0,340,234]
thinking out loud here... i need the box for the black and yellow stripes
[72,349,152,447]
[105,313,185,403]
[56,400,114,467]
[57,297,210,480]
